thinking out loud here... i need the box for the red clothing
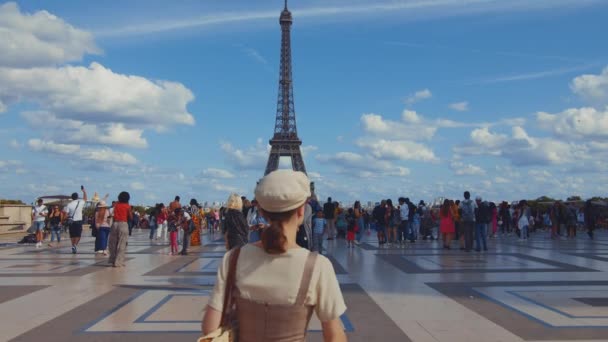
[346,231,356,241]
[113,203,131,222]
[439,211,455,234]
[157,211,167,224]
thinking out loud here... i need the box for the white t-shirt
[400,205,409,221]
[209,244,347,322]
[32,205,48,222]
[63,199,86,221]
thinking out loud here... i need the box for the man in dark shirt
[323,197,336,240]
[372,200,387,246]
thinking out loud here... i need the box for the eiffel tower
[264,0,307,176]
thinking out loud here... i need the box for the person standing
[202,170,347,341]
[354,201,364,245]
[178,207,193,255]
[31,198,48,248]
[223,194,249,250]
[474,197,489,252]
[312,211,326,253]
[63,187,87,254]
[156,203,168,240]
[167,209,180,255]
[95,201,111,255]
[189,199,202,247]
[397,198,409,247]
[585,200,596,240]
[518,200,531,241]
[148,205,157,240]
[246,200,266,243]
[108,192,132,267]
[439,199,456,249]
[323,197,336,240]
[459,191,476,252]
[47,206,62,248]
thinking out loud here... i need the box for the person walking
[148,205,157,240]
[354,201,364,245]
[585,200,597,239]
[179,206,193,255]
[223,194,249,250]
[47,205,62,248]
[108,192,132,267]
[459,191,476,252]
[201,170,347,342]
[323,197,336,240]
[189,199,202,247]
[95,201,111,255]
[518,200,530,241]
[31,198,48,248]
[63,187,87,254]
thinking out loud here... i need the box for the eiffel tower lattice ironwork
[264,0,307,176]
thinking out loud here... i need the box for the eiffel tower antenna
[264,0,306,176]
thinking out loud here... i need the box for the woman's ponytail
[260,208,297,254]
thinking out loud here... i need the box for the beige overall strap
[295,252,318,306]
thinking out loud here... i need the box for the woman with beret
[202,170,347,342]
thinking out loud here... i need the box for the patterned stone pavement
[3,229,608,341]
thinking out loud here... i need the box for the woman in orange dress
[439,199,456,249]
[189,199,202,247]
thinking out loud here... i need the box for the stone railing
[0,205,32,235]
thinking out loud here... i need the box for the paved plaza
[2,230,608,341]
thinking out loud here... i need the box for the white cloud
[0,62,195,128]
[22,111,148,148]
[455,126,587,166]
[203,168,236,179]
[494,176,509,184]
[316,152,410,178]
[0,2,101,68]
[220,139,269,170]
[360,113,436,140]
[571,66,608,103]
[449,101,469,112]
[130,182,145,190]
[95,0,600,37]
[28,139,137,165]
[0,159,21,173]
[537,107,608,140]
[405,89,432,104]
[450,161,486,176]
[356,138,438,162]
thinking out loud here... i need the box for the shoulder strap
[220,247,241,326]
[295,251,318,306]
[70,200,81,220]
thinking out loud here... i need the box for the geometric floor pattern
[4,229,608,341]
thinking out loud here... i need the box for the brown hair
[440,199,451,217]
[260,208,297,254]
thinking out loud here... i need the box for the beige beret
[255,170,311,213]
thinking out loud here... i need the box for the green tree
[567,196,582,202]
[0,199,26,205]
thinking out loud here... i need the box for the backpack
[461,200,475,222]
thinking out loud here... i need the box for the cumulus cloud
[537,107,608,140]
[361,113,437,141]
[0,2,101,68]
[449,101,469,112]
[22,111,148,148]
[316,152,410,177]
[220,139,269,170]
[356,138,438,162]
[0,63,195,128]
[405,89,432,104]
[450,161,486,176]
[202,168,236,179]
[455,126,586,166]
[571,66,608,103]
[28,139,137,165]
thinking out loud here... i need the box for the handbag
[198,247,241,342]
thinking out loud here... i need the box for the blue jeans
[520,225,529,240]
[50,225,61,242]
[356,217,365,242]
[475,223,488,251]
[95,227,110,251]
[149,224,157,239]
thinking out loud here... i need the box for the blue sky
[1,0,608,206]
